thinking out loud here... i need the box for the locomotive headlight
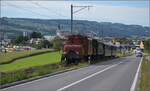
[76,51,80,54]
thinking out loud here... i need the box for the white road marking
[130,57,143,91]
[57,61,124,91]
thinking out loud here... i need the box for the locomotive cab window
[79,38,83,44]
[69,38,74,44]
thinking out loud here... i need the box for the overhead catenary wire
[31,2,69,18]
[5,2,53,19]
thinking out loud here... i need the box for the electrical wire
[31,2,69,18]
[5,2,53,19]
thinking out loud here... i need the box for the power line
[31,2,69,18]
[5,2,53,19]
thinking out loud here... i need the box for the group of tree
[30,32,42,38]
[30,40,53,49]
[114,37,133,45]
[11,35,29,45]
[40,40,52,49]
[11,32,42,45]
[11,32,64,50]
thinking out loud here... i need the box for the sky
[1,1,149,26]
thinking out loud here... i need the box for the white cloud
[84,5,149,25]
[1,1,149,26]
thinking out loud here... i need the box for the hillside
[0,17,150,39]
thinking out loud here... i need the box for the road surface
[1,55,141,91]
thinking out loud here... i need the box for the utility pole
[149,28,150,54]
[70,4,92,34]
[71,5,73,34]
[101,26,104,42]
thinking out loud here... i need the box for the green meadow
[0,49,54,64]
[0,51,61,72]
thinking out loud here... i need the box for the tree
[30,32,42,38]
[40,40,52,48]
[114,37,126,44]
[52,36,63,51]
[11,35,29,45]
[30,43,42,49]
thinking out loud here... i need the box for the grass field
[0,49,54,64]
[0,51,62,72]
[139,54,150,91]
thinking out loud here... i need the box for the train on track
[61,34,121,66]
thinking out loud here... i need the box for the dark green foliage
[30,43,42,49]
[0,17,150,39]
[114,37,133,44]
[40,40,52,48]
[30,32,42,38]
[52,36,63,51]
[11,35,29,45]
[29,40,52,49]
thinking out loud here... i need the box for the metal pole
[70,5,92,34]
[149,30,150,54]
[71,4,73,34]
[149,39,150,54]
[102,26,104,42]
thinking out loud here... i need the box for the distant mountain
[0,17,150,39]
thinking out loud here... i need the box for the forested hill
[0,17,150,39]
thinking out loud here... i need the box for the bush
[52,36,63,51]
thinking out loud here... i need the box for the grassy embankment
[0,50,88,85]
[138,53,150,91]
[0,51,61,72]
[0,49,55,64]
[0,51,131,85]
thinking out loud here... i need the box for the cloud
[1,1,149,26]
[84,5,149,25]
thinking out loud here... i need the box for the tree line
[11,32,63,50]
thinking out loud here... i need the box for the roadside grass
[116,52,132,57]
[139,54,150,91]
[0,51,61,72]
[0,62,88,85]
[0,49,55,64]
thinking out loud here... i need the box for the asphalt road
[1,55,142,91]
